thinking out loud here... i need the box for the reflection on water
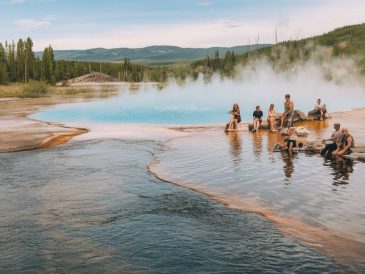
[282,152,297,180]
[252,132,263,160]
[324,156,354,186]
[226,132,242,167]
[0,140,346,273]
[153,123,365,255]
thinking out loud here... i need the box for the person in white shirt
[320,123,342,156]
[314,98,327,119]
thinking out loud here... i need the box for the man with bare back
[280,94,294,128]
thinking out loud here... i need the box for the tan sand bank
[0,95,114,153]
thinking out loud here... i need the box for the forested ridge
[1,23,364,85]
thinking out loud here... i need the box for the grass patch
[0,82,119,98]
[0,83,24,97]
[52,87,94,95]
[20,81,50,98]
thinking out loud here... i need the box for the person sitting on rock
[280,94,294,129]
[267,104,278,132]
[320,123,342,156]
[252,105,263,132]
[275,127,298,152]
[333,128,355,155]
[227,103,241,130]
[313,99,327,120]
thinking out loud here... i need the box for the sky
[0,0,364,50]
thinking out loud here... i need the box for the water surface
[0,140,346,273]
[32,79,365,125]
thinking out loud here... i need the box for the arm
[289,101,294,113]
[337,136,352,155]
[324,133,336,142]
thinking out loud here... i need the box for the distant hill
[35,45,270,66]
[192,23,365,75]
[250,23,365,70]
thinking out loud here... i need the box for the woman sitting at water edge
[227,103,241,130]
[275,127,299,152]
[252,105,263,132]
[267,104,278,132]
[333,128,355,155]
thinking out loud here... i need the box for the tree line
[0,37,190,85]
[1,24,364,85]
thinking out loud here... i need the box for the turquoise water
[32,79,365,124]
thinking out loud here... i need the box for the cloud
[0,0,55,4]
[196,1,212,6]
[15,17,53,29]
[5,0,365,50]
[0,0,26,3]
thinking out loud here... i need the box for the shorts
[286,112,294,120]
[343,148,353,155]
[287,140,297,148]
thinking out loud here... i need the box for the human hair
[285,94,290,99]
[269,104,274,111]
[233,103,240,112]
[288,127,296,135]
[256,105,260,110]
[334,123,340,128]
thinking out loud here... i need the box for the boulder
[248,110,310,131]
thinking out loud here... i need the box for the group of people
[321,123,355,156]
[226,94,355,156]
[227,94,295,133]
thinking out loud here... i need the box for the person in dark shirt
[252,105,263,132]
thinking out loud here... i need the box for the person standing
[280,94,294,128]
[252,105,263,132]
[320,123,342,156]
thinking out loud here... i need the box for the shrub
[21,81,49,98]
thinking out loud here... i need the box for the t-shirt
[315,102,324,109]
[289,134,298,141]
[253,110,263,119]
[332,130,343,143]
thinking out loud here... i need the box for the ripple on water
[0,140,348,273]
[152,129,365,270]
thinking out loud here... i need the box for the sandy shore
[0,95,117,153]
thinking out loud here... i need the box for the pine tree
[7,41,16,82]
[16,39,25,82]
[41,45,55,83]
[25,37,35,80]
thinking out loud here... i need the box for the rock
[248,110,310,132]
[352,146,365,153]
[60,72,120,85]
[293,110,308,121]
[343,152,365,162]
[225,121,238,131]
[248,121,270,131]
[295,126,308,137]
